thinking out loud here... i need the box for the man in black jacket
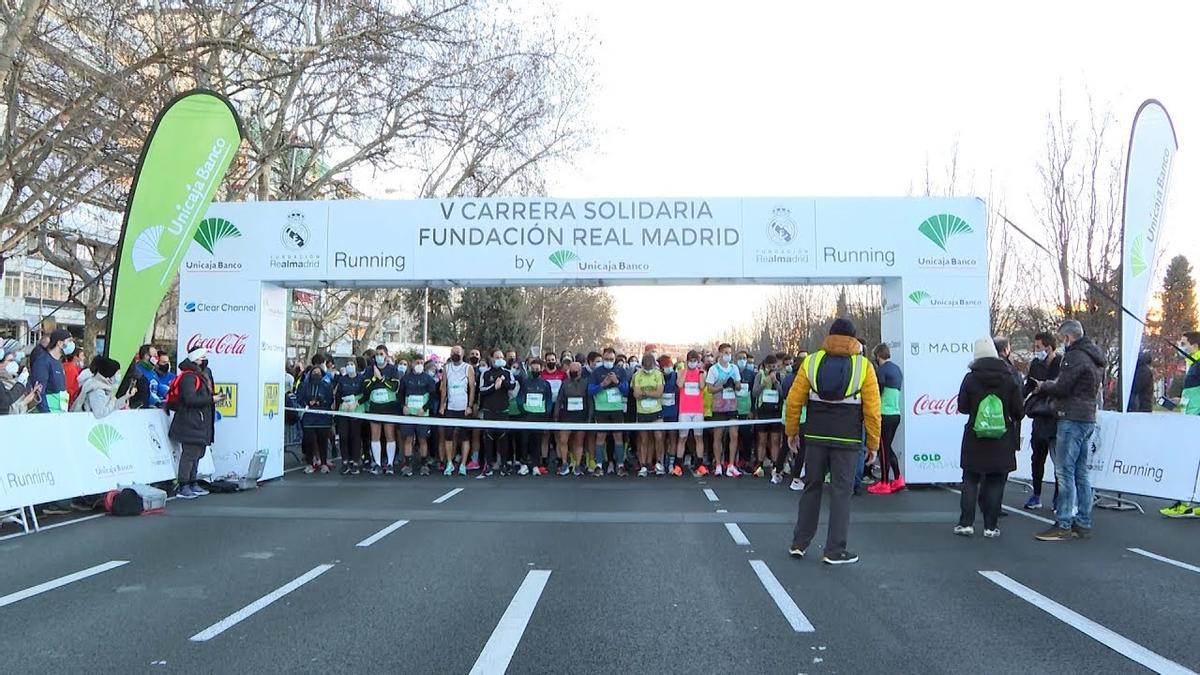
[1127,351,1154,413]
[477,349,516,478]
[1022,331,1062,510]
[1033,320,1105,541]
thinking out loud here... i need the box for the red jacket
[64,359,82,403]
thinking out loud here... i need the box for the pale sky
[536,0,1200,344]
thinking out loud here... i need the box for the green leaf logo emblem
[194,218,242,255]
[908,290,931,305]
[1130,235,1147,277]
[917,214,973,251]
[88,424,124,459]
[548,249,580,270]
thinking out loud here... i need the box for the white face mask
[413,364,424,375]
[3,361,17,376]
[345,366,357,378]
[1034,350,1047,361]
[687,360,699,369]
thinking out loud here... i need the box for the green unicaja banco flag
[105,90,243,364]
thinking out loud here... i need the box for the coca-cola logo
[912,394,959,415]
[186,333,248,356]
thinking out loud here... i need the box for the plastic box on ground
[238,449,268,490]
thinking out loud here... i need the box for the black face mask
[450,353,462,363]
[468,356,479,365]
[570,371,581,379]
[157,364,170,373]
[546,362,557,370]
[530,369,542,378]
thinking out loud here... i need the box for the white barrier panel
[1013,411,1200,502]
[0,410,176,511]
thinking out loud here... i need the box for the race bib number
[722,388,736,400]
[684,382,700,396]
[639,397,659,411]
[762,389,780,404]
[663,393,676,407]
[736,388,750,399]
[526,393,545,413]
[567,397,584,412]
[369,389,395,404]
[606,388,623,404]
[405,395,427,413]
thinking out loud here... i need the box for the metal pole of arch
[422,286,429,356]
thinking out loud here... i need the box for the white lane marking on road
[40,513,107,531]
[716,509,728,513]
[0,560,129,608]
[724,523,750,545]
[749,560,814,633]
[469,570,552,675]
[1128,548,1200,575]
[189,564,335,642]
[284,465,307,474]
[433,488,464,504]
[355,520,409,547]
[940,486,1055,525]
[980,571,1196,675]
[702,488,719,502]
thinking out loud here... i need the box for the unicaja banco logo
[766,206,796,245]
[193,217,242,256]
[917,214,973,251]
[1130,235,1148,277]
[132,218,241,272]
[907,289,982,309]
[88,424,124,459]
[908,290,931,305]
[548,249,580,270]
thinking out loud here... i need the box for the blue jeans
[854,445,866,489]
[1053,420,1095,530]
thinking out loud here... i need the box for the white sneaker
[789,478,803,491]
[517,463,530,476]
[654,462,665,475]
[953,526,974,536]
[637,466,649,478]
[715,464,724,476]
[726,464,741,478]
[303,465,316,474]
[443,463,454,476]
[770,472,784,485]
[983,529,1000,538]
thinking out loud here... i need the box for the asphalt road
[2,468,1198,675]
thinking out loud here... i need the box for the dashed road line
[190,564,335,642]
[1,560,129,608]
[469,570,552,675]
[433,488,464,504]
[702,488,719,502]
[1128,548,1200,575]
[980,571,1196,675]
[355,520,409,547]
[748,560,814,632]
[724,523,750,545]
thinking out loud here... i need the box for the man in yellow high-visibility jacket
[784,318,881,565]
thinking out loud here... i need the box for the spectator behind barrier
[0,348,37,415]
[74,356,138,418]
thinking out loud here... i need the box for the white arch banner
[179,197,989,482]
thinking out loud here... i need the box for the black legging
[522,423,546,466]
[303,427,332,465]
[1030,435,1060,501]
[881,415,901,481]
[480,410,508,469]
[959,470,1007,530]
[337,417,363,464]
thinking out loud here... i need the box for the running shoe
[320,464,332,474]
[752,466,765,478]
[350,462,361,476]
[574,465,584,477]
[592,465,604,478]
[889,477,906,492]
[1034,526,1076,541]
[458,463,468,477]
[517,463,530,476]
[822,551,859,565]
[175,485,198,500]
[419,464,431,477]
[191,483,210,496]
[726,464,741,478]
[558,464,571,476]
[671,464,683,477]
[770,472,783,485]
[385,466,396,476]
[1071,523,1093,539]
[789,478,803,491]
[616,465,628,477]
[443,463,455,476]
[1160,501,1194,518]
[303,465,316,474]
[715,463,724,477]
[340,462,353,476]
[866,481,893,495]
[788,546,805,559]
[695,464,709,477]
[654,462,665,476]
[401,464,414,477]
[953,526,974,536]
[983,529,1001,539]
[1023,495,1042,510]
[467,460,480,471]
[637,466,649,478]
[368,466,383,476]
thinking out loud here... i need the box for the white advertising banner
[1120,100,1178,409]
[0,410,176,511]
[182,196,990,485]
[1013,411,1200,502]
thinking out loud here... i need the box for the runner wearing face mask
[659,355,679,474]
[504,350,523,469]
[333,356,367,474]
[556,360,590,475]
[753,355,784,478]
[477,349,517,478]
[582,351,602,472]
[706,343,743,477]
[440,345,476,476]
[467,348,484,470]
[400,355,437,476]
[631,353,665,477]
[364,344,401,475]
[539,351,566,473]
[736,349,756,471]
[674,351,708,477]
[588,347,629,476]
[518,359,553,475]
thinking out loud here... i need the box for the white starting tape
[285,407,785,433]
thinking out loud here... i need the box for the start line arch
[178,197,988,482]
